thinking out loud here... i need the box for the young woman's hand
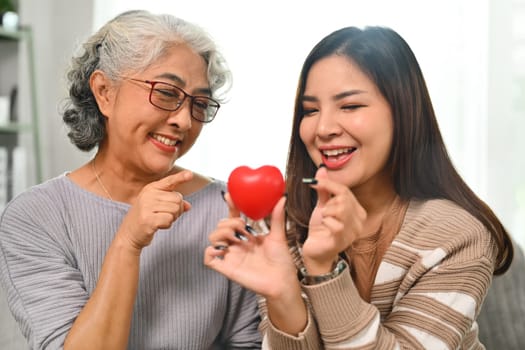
[204,194,298,300]
[302,166,367,274]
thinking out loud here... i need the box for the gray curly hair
[61,9,232,151]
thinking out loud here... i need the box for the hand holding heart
[205,165,311,333]
[204,165,300,299]
[227,165,285,220]
[204,194,299,299]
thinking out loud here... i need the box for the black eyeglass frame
[123,77,220,123]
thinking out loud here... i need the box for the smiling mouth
[321,147,356,158]
[150,133,180,147]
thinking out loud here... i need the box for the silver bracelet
[300,259,347,285]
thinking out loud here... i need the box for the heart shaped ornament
[227,165,285,220]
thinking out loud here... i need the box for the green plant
[0,0,15,13]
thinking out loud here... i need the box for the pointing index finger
[154,170,193,192]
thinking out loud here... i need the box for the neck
[352,176,397,235]
[354,180,396,217]
[92,157,113,201]
[90,153,184,203]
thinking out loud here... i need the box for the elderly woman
[0,10,261,349]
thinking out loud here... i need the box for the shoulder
[175,167,226,198]
[403,198,487,238]
[0,174,105,240]
[406,199,479,225]
[0,175,78,250]
[396,199,496,261]
[1,175,72,220]
[183,178,227,215]
[187,177,226,199]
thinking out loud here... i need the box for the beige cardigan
[259,198,496,349]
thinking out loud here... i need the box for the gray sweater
[0,175,262,349]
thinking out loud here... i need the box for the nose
[167,98,193,130]
[316,109,341,138]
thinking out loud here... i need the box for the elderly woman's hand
[118,170,193,252]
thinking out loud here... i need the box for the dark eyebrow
[302,95,318,103]
[302,89,366,103]
[334,90,366,100]
[153,73,212,96]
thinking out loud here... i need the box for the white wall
[93,0,489,186]
[487,0,525,250]
[91,0,525,249]
[18,0,525,248]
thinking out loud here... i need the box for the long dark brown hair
[285,26,513,275]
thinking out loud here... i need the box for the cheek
[298,119,320,161]
[299,118,314,145]
[377,114,394,149]
[178,124,203,156]
[381,131,394,160]
[369,118,394,163]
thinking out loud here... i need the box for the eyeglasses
[123,77,220,123]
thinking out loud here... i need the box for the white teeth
[322,148,353,156]
[152,134,178,146]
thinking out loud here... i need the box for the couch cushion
[477,242,525,349]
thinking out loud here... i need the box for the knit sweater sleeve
[260,199,497,349]
[258,293,322,349]
[0,182,87,349]
[257,243,322,349]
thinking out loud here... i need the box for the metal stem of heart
[245,217,270,236]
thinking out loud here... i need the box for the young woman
[205,26,513,349]
[0,10,261,349]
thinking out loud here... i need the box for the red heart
[227,165,285,220]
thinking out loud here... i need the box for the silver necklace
[91,158,113,201]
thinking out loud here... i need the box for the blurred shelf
[0,123,32,133]
[0,27,24,40]
[0,24,41,204]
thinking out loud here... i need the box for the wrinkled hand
[302,167,366,274]
[119,170,193,252]
[204,194,298,300]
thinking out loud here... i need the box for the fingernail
[302,178,318,185]
[234,231,249,241]
[214,244,228,251]
[318,163,326,168]
[245,224,256,235]
[220,190,226,202]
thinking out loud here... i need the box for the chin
[326,171,349,185]
[147,160,176,175]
